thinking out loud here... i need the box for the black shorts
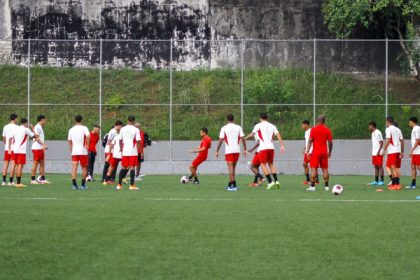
[138,154,144,163]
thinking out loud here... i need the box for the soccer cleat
[227,186,238,191]
[257,178,265,186]
[129,185,139,190]
[387,184,401,191]
[266,182,276,190]
[135,175,143,181]
[303,181,310,185]
[405,184,416,189]
[31,180,40,185]
[305,186,316,192]
[1,182,6,186]
[324,187,330,192]
[15,183,26,188]
[387,181,392,186]
[367,181,378,186]
[72,185,79,190]
[394,184,402,191]
[116,184,123,190]
[377,181,385,186]
[7,182,15,187]
[193,180,200,185]
[248,183,258,188]
[80,185,88,190]
[274,181,280,189]
[122,178,128,184]
[86,175,92,182]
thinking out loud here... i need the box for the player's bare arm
[136,140,141,152]
[119,139,123,153]
[190,147,206,153]
[241,137,247,156]
[244,132,255,140]
[306,138,313,154]
[68,140,73,154]
[400,138,404,158]
[7,138,13,154]
[215,138,224,158]
[276,132,285,153]
[410,138,420,156]
[85,135,91,150]
[377,140,383,156]
[248,142,259,153]
[328,140,333,158]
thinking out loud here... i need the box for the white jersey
[120,125,141,157]
[12,126,34,154]
[252,121,279,151]
[32,124,45,150]
[68,125,90,156]
[385,125,403,154]
[104,128,118,154]
[411,125,420,155]
[112,134,122,159]
[371,129,383,156]
[219,123,244,154]
[304,128,313,153]
[2,123,18,151]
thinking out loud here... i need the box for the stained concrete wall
[0,140,414,176]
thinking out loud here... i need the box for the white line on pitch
[298,199,420,203]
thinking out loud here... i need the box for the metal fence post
[169,39,173,162]
[313,38,316,124]
[27,38,31,122]
[385,38,388,119]
[99,38,103,168]
[240,39,244,128]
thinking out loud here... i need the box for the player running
[101,121,123,182]
[8,118,36,188]
[117,115,141,190]
[103,132,122,184]
[86,125,101,182]
[189,128,212,184]
[305,115,333,192]
[245,112,285,190]
[367,121,384,186]
[30,115,50,184]
[406,117,420,189]
[2,113,18,186]
[247,135,264,187]
[68,115,90,190]
[382,116,404,191]
[215,114,247,191]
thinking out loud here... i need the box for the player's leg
[117,157,129,190]
[39,159,49,183]
[303,161,310,184]
[31,160,40,184]
[87,152,95,181]
[321,167,330,191]
[71,161,79,189]
[9,159,16,185]
[307,154,319,191]
[101,154,110,182]
[2,159,9,185]
[378,164,384,184]
[15,164,23,186]
[79,155,89,189]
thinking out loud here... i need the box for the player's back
[3,123,18,149]
[13,126,33,153]
[253,121,278,150]
[32,124,44,149]
[68,125,89,154]
[311,124,332,154]
[386,125,403,153]
[112,134,122,158]
[120,125,140,156]
[220,123,243,147]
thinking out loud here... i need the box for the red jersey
[199,136,212,157]
[309,124,332,154]
[88,132,100,153]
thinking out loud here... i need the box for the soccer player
[135,122,144,181]
[103,133,122,184]
[117,115,141,190]
[189,127,212,184]
[216,114,247,191]
[367,121,384,186]
[305,115,333,192]
[406,117,420,189]
[8,118,36,188]
[301,120,312,185]
[382,116,404,191]
[68,115,90,190]
[101,121,123,182]
[2,113,18,186]
[245,112,285,190]
[30,115,50,185]
[247,136,264,187]
[86,125,101,182]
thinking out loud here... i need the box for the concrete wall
[0,140,414,176]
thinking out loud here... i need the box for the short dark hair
[201,127,208,134]
[20,118,28,124]
[10,113,18,121]
[93,124,101,129]
[115,120,123,126]
[127,115,135,122]
[227,114,234,122]
[37,115,45,122]
[409,117,418,123]
[302,120,310,125]
[75,115,83,122]
[260,112,268,120]
[368,121,377,128]
[386,116,394,124]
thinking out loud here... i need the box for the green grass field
[0,174,419,280]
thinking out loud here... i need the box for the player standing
[117,115,141,190]
[135,122,144,181]
[2,113,18,186]
[406,117,420,189]
[86,125,101,182]
[101,121,123,182]
[30,115,50,184]
[216,114,247,191]
[301,120,313,185]
[245,112,285,190]
[68,115,90,190]
[189,128,212,184]
[8,118,36,188]
[247,136,264,187]
[382,116,404,191]
[367,121,384,186]
[305,115,333,192]
[103,132,123,184]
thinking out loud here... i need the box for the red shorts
[386,153,401,168]
[4,151,13,161]
[110,157,121,168]
[259,149,275,164]
[225,153,240,163]
[412,155,420,166]
[372,155,383,166]
[32,149,45,161]
[14,153,26,165]
[192,155,207,168]
[303,153,310,164]
[121,156,138,168]
[72,155,88,167]
[105,153,111,162]
[310,153,329,169]
[252,152,261,166]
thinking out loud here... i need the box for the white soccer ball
[180,175,189,184]
[332,184,344,195]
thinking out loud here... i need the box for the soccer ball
[180,176,189,184]
[332,184,344,195]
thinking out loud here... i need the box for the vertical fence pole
[240,39,244,128]
[99,39,103,168]
[27,38,31,123]
[169,39,173,162]
[385,38,388,119]
[313,38,316,124]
